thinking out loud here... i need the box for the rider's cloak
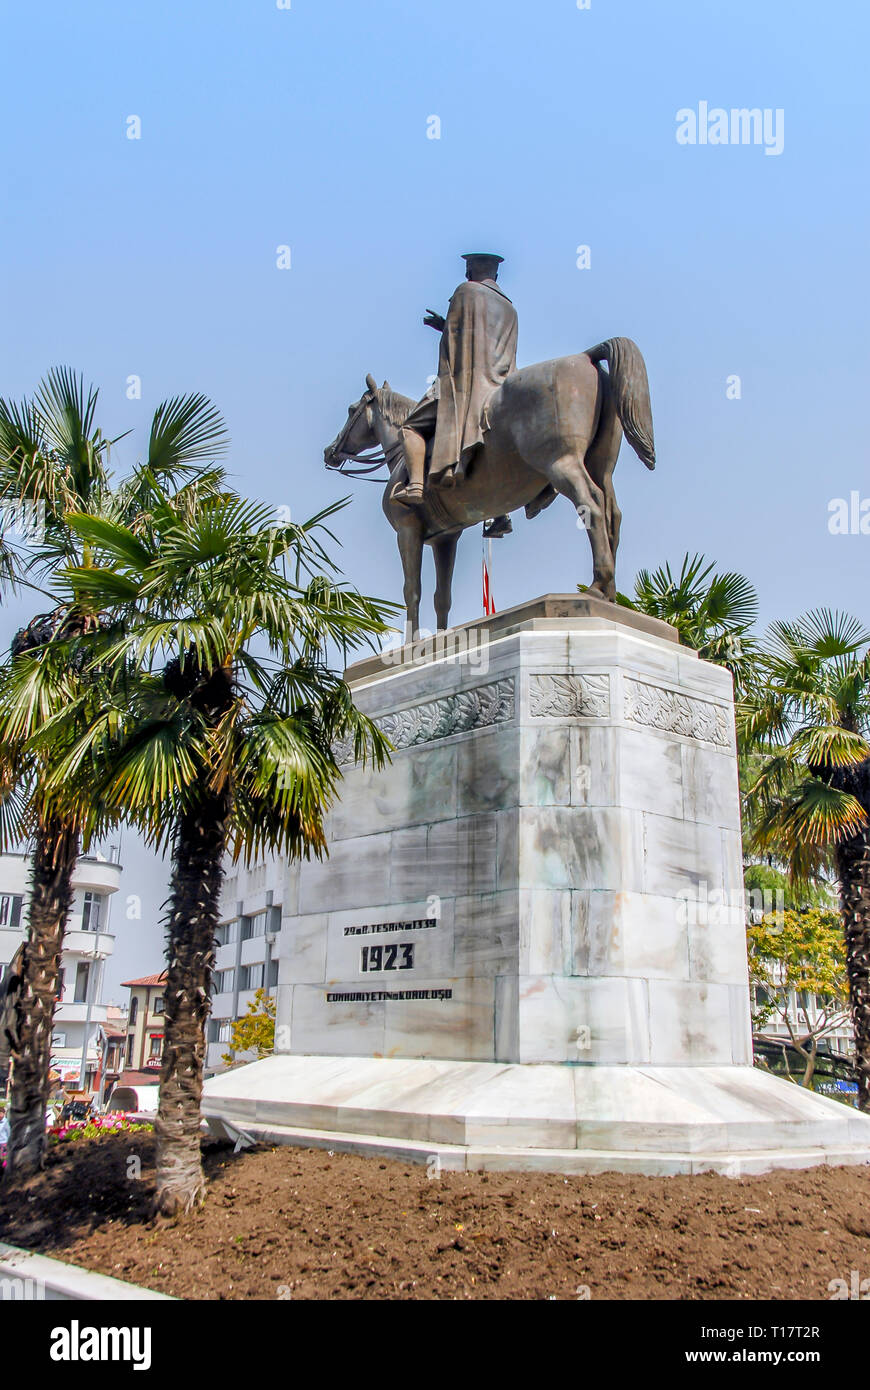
[429,278,518,481]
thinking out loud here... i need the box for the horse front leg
[433,532,460,630]
[396,518,425,640]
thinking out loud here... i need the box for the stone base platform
[202,1055,870,1178]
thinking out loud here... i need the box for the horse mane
[375,386,416,428]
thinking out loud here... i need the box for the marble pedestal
[203,596,870,1175]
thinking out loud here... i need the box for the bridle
[326,390,402,479]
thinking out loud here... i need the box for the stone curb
[0,1242,174,1300]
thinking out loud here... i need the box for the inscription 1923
[360,942,414,973]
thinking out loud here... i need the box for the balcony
[71,858,122,893]
[0,853,30,896]
[240,935,268,966]
[0,925,23,960]
[214,941,238,970]
[55,1001,109,1025]
[63,930,115,958]
[210,991,235,1019]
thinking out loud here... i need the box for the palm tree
[741,610,870,1111]
[56,486,397,1213]
[0,622,110,1172]
[0,369,228,1177]
[618,552,759,695]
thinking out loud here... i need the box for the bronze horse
[324,338,656,635]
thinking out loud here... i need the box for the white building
[746,901,855,1061]
[753,972,854,1059]
[0,846,122,1089]
[206,857,282,1071]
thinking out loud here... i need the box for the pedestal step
[203,1054,870,1176]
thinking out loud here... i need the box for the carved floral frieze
[528,672,611,718]
[623,677,731,746]
[333,677,515,764]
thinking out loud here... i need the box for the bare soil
[1,1135,869,1300]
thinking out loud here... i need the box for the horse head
[323,374,383,469]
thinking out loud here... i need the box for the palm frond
[147,394,229,476]
[789,724,870,771]
[65,513,154,569]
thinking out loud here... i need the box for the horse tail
[586,338,656,470]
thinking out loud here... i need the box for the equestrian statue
[324,252,656,636]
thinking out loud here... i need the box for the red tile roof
[120,971,168,988]
[115,1069,161,1088]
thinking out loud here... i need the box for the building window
[214,920,239,948]
[149,1034,163,1059]
[153,996,165,1014]
[52,1031,66,1048]
[241,915,266,941]
[74,962,90,1004]
[208,1018,234,1045]
[126,1034,135,1065]
[129,995,139,1025]
[267,958,279,989]
[214,969,234,995]
[56,967,65,1001]
[82,892,103,932]
[240,963,264,991]
[0,894,22,930]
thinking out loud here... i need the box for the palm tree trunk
[5,818,80,1179]
[154,792,229,1216]
[836,826,870,1113]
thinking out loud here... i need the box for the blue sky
[1,0,868,995]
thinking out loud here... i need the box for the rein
[328,392,404,479]
[330,451,397,479]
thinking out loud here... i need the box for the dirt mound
[2,1136,868,1300]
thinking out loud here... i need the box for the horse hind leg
[545,454,616,601]
[432,532,460,631]
[583,378,624,570]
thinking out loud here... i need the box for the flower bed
[1,1111,153,1169]
[48,1113,153,1144]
